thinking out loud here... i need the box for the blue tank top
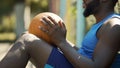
[77,13,120,68]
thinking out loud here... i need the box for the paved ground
[0,43,35,68]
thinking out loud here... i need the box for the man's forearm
[57,40,94,68]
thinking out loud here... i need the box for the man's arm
[40,16,120,68]
[57,18,120,68]
[67,40,79,51]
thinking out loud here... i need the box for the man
[0,0,120,68]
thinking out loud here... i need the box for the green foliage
[0,32,16,42]
[31,0,48,14]
[0,0,14,15]
[65,0,77,44]
[115,0,120,13]
[0,14,15,32]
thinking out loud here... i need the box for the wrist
[57,39,67,47]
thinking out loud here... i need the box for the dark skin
[40,0,120,68]
[40,15,120,68]
[0,33,54,68]
[0,0,120,68]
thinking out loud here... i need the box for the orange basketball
[28,12,63,44]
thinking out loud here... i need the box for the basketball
[28,12,63,44]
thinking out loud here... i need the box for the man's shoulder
[102,16,120,37]
[98,16,120,39]
[107,16,120,26]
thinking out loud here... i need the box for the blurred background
[0,0,120,68]
[0,0,120,45]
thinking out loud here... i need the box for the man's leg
[0,35,30,68]
[23,33,53,68]
[0,33,53,68]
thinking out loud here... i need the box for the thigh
[0,36,30,68]
[23,33,53,68]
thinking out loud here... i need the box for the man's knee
[18,32,53,55]
[21,33,40,44]
[19,32,49,51]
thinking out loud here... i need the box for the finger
[40,18,52,31]
[58,21,66,29]
[42,17,53,27]
[58,20,62,27]
[62,22,66,30]
[58,21,64,28]
[48,16,58,25]
[40,18,47,25]
[38,26,49,33]
[61,22,67,32]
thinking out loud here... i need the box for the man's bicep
[93,25,120,67]
[93,40,117,67]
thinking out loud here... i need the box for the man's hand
[39,16,67,46]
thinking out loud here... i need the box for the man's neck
[94,11,114,23]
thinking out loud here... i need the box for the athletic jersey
[78,13,120,68]
[45,13,120,68]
